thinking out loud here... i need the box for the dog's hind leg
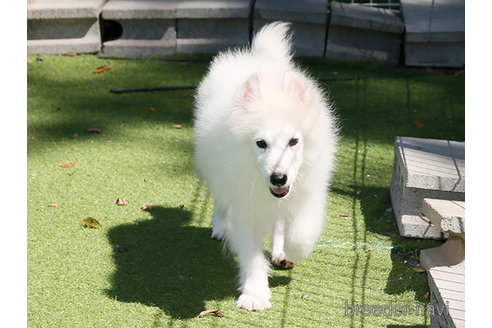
[211,201,229,241]
[272,219,295,268]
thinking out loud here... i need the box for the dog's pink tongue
[273,187,288,194]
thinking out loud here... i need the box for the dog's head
[253,123,303,198]
[232,71,316,199]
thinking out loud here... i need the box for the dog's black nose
[270,173,287,186]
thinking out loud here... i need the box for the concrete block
[404,41,464,68]
[394,137,465,192]
[27,23,102,54]
[253,0,328,57]
[390,137,465,239]
[102,0,177,19]
[401,0,465,67]
[427,261,465,328]
[27,0,106,19]
[27,0,106,54]
[176,0,251,54]
[329,1,404,34]
[254,0,327,24]
[101,0,177,55]
[177,0,251,18]
[177,19,250,54]
[326,2,404,64]
[422,199,465,234]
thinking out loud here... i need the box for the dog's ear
[284,71,311,105]
[240,73,261,109]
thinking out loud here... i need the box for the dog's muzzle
[270,173,289,198]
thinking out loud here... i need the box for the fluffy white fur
[193,22,338,311]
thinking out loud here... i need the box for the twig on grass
[109,85,196,94]
[98,55,210,63]
[108,73,432,94]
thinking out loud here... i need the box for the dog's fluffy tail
[251,22,293,59]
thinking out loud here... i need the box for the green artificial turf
[27,54,464,328]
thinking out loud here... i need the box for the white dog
[193,22,338,311]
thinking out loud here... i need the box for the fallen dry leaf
[48,203,59,207]
[173,124,183,129]
[59,162,74,168]
[88,172,93,177]
[80,217,103,229]
[40,205,46,209]
[92,66,112,73]
[424,291,430,299]
[412,267,426,273]
[413,119,425,128]
[148,107,156,112]
[27,58,33,63]
[141,205,155,211]
[115,198,128,206]
[197,308,224,318]
[62,52,78,57]
[86,128,102,133]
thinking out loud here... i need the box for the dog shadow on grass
[105,206,239,319]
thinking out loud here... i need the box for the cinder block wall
[28,0,465,68]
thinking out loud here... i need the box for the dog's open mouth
[269,186,290,198]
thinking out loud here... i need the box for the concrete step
[100,0,252,55]
[422,198,465,234]
[326,1,404,64]
[101,0,177,55]
[176,0,252,54]
[27,0,466,67]
[428,261,465,328]
[390,137,465,239]
[400,0,465,67]
[420,232,465,328]
[253,0,328,57]
[27,0,106,54]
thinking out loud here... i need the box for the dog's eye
[256,140,268,149]
[288,138,299,147]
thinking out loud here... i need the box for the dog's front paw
[211,210,228,241]
[236,294,271,311]
[211,225,226,241]
[272,256,295,269]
